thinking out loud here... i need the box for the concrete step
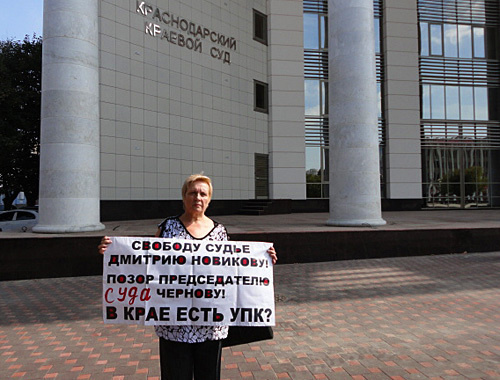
[238,200,272,215]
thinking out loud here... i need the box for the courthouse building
[34,0,500,232]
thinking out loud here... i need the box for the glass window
[474,87,488,120]
[16,211,35,220]
[431,85,445,119]
[446,86,460,119]
[444,24,458,57]
[422,84,431,119]
[460,86,474,119]
[306,184,321,198]
[306,146,322,198]
[253,9,267,45]
[0,211,15,222]
[254,80,268,113]
[419,1,499,208]
[321,81,328,115]
[374,18,380,54]
[430,24,443,55]
[322,147,329,182]
[306,146,329,198]
[320,15,328,49]
[306,146,321,174]
[304,14,319,49]
[305,80,320,115]
[420,22,429,56]
[473,27,485,58]
[458,25,472,58]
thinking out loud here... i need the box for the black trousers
[159,338,222,380]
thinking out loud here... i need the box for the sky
[1,0,43,41]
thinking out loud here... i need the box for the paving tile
[1,252,500,379]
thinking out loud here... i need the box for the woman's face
[183,181,211,215]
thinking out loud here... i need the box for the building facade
[35,0,499,231]
[305,0,500,209]
[98,0,305,203]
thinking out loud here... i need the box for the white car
[0,209,39,232]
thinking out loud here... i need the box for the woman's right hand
[98,236,112,255]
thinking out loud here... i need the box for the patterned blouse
[154,216,230,343]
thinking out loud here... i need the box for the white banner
[102,237,275,326]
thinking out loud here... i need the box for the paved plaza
[1,251,500,379]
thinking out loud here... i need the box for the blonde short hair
[181,174,213,199]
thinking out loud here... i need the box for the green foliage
[0,35,42,208]
[441,166,489,196]
[306,172,321,198]
[306,172,321,183]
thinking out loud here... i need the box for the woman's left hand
[267,246,278,265]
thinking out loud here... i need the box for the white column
[268,0,306,199]
[34,0,104,233]
[327,0,386,226]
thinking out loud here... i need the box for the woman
[98,174,277,380]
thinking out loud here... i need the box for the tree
[442,166,488,198]
[0,35,42,209]
[306,171,321,198]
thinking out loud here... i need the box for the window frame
[254,80,269,114]
[253,9,268,45]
